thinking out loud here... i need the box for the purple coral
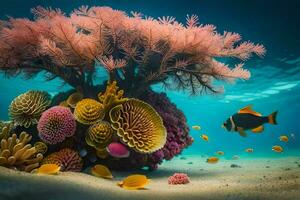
[38,106,76,144]
[141,90,194,170]
[168,173,190,185]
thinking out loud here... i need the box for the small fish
[192,125,201,131]
[245,148,253,153]
[37,164,60,175]
[222,105,278,137]
[216,151,224,156]
[91,164,113,179]
[117,174,150,190]
[232,155,240,160]
[272,145,283,153]
[279,135,289,142]
[206,157,219,164]
[201,134,209,142]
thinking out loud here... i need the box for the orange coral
[109,99,167,153]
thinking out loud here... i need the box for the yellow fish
[279,135,289,142]
[91,164,113,179]
[201,134,209,142]
[206,157,219,164]
[272,145,283,153]
[216,151,224,156]
[245,148,253,153]
[117,174,150,190]
[192,125,201,130]
[37,164,60,175]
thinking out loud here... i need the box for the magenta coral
[42,148,83,172]
[168,173,190,185]
[38,106,76,144]
[141,90,193,170]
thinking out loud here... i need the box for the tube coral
[37,106,76,145]
[0,6,264,95]
[9,90,51,128]
[0,132,43,172]
[42,148,83,172]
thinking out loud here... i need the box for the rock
[180,156,187,160]
[187,162,193,165]
[230,164,241,168]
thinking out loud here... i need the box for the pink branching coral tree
[0,6,265,95]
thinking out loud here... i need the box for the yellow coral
[0,122,13,141]
[34,141,48,155]
[109,99,167,153]
[9,90,51,128]
[85,121,113,150]
[98,81,128,113]
[74,98,105,125]
[0,132,43,172]
[67,91,84,108]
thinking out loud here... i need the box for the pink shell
[106,142,130,158]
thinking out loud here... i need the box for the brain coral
[74,98,105,125]
[85,121,113,150]
[109,98,167,153]
[37,106,76,145]
[0,131,43,172]
[42,148,83,172]
[9,90,51,128]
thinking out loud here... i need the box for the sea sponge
[74,98,105,125]
[85,121,113,150]
[9,90,51,128]
[66,91,83,108]
[109,98,167,153]
[0,131,43,172]
[38,106,76,145]
[42,148,83,172]
[98,81,128,113]
[168,173,190,185]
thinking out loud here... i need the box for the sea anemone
[85,121,113,150]
[109,98,167,153]
[74,98,105,125]
[168,173,190,185]
[9,90,51,128]
[0,131,43,172]
[42,148,83,172]
[37,106,76,145]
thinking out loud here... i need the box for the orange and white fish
[222,105,278,137]
[272,145,283,153]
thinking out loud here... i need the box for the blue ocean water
[0,0,299,159]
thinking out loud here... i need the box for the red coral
[168,173,190,185]
[42,148,83,172]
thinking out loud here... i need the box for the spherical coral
[42,148,83,172]
[141,90,193,170]
[74,98,105,125]
[9,90,51,128]
[168,173,190,185]
[37,106,76,145]
[85,121,113,150]
[0,131,43,172]
[109,98,167,153]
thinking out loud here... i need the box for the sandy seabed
[0,156,299,200]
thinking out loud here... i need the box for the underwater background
[0,0,299,159]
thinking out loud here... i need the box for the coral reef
[106,142,130,158]
[38,106,76,144]
[66,91,83,108]
[85,121,113,150]
[9,91,51,128]
[140,90,193,170]
[34,141,48,155]
[0,122,12,141]
[168,173,190,185]
[42,148,83,172]
[109,98,167,153]
[0,6,264,95]
[98,81,128,113]
[0,132,43,172]
[74,99,105,125]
